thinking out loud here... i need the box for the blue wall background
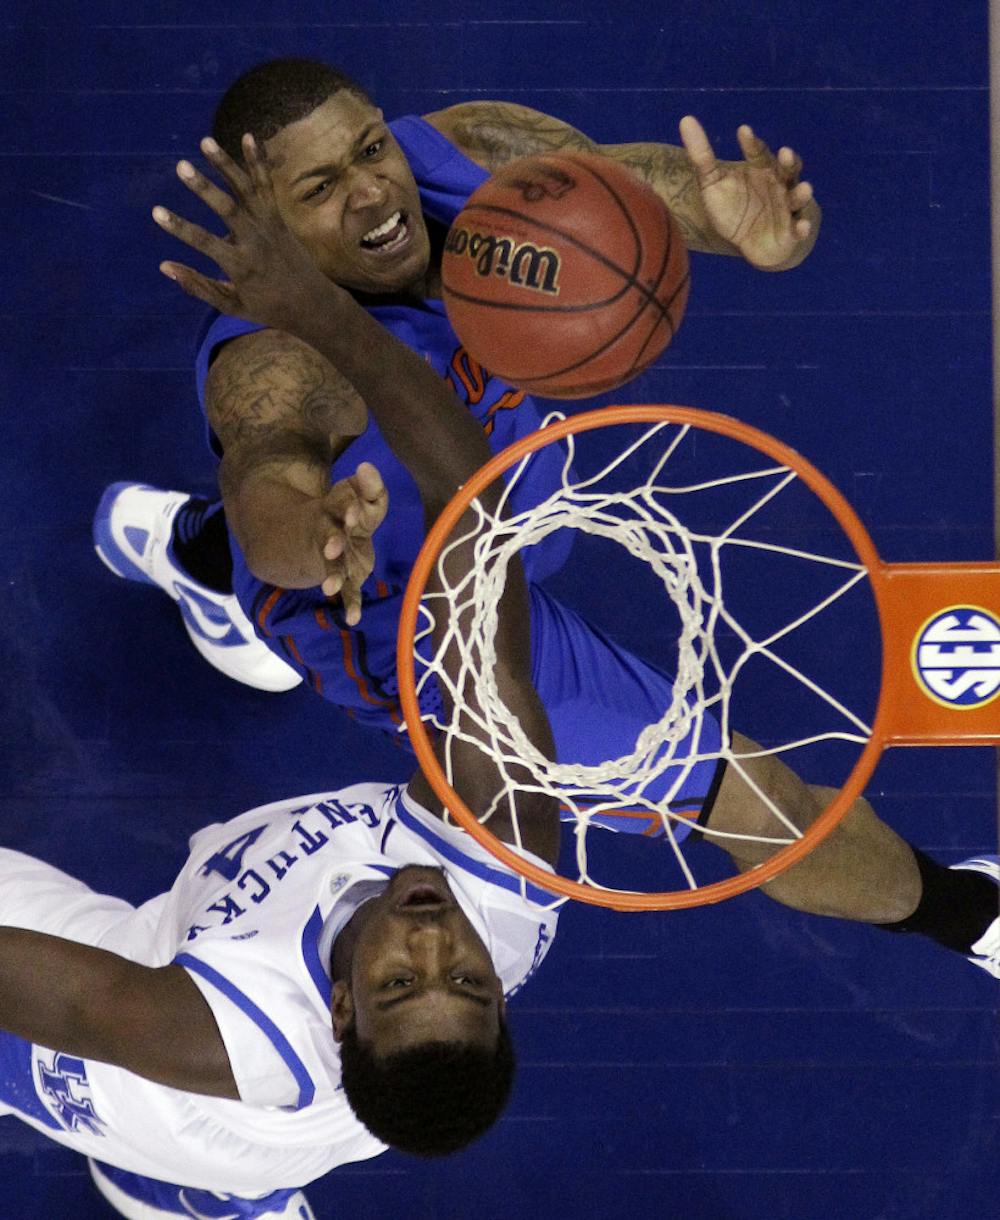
[1,2,996,1217]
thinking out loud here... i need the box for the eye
[363,139,384,159]
[302,178,332,202]
[451,974,483,987]
[385,976,413,989]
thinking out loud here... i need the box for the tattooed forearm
[432,101,741,256]
[434,101,599,171]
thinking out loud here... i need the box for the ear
[331,979,354,1042]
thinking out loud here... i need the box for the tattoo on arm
[436,102,736,255]
[441,101,600,171]
[206,329,367,496]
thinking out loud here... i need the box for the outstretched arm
[0,928,238,1098]
[425,100,820,271]
[206,328,387,621]
[155,135,560,866]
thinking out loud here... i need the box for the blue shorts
[241,569,725,841]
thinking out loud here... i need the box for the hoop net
[398,406,1000,910]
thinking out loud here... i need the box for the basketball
[440,152,689,399]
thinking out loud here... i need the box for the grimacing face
[262,91,433,295]
[331,866,506,1056]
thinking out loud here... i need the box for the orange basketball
[441,152,689,399]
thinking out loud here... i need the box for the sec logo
[911,604,1000,709]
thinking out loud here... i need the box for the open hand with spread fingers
[678,116,821,271]
[153,133,339,332]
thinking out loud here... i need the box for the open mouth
[393,868,453,909]
[359,209,410,256]
[399,885,447,907]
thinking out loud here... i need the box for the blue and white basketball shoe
[951,855,1000,979]
[89,1159,317,1218]
[93,482,302,693]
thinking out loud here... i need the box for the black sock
[170,499,234,594]
[877,847,998,954]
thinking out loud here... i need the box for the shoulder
[205,328,367,443]
[422,101,598,172]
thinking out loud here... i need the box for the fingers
[153,203,232,266]
[198,136,254,203]
[736,123,805,186]
[347,462,389,532]
[678,115,723,187]
[788,180,813,213]
[241,133,278,205]
[776,144,803,187]
[736,123,815,233]
[320,534,374,625]
[317,465,388,623]
[158,260,238,310]
[174,158,241,226]
[736,123,776,169]
[766,174,791,241]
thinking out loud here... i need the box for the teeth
[362,211,402,243]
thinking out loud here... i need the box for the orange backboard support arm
[874,563,1000,746]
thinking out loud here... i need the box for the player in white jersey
[0,782,557,1213]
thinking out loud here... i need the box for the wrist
[280,279,350,348]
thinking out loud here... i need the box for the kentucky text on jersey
[186,797,381,941]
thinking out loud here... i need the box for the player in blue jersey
[97,58,999,976]
[96,57,822,830]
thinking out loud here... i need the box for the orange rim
[398,404,891,910]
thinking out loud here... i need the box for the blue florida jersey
[190,115,725,825]
[194,114,572,714]
[0,786,558,1193]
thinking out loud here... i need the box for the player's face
[332,866,505,1055]
[263,92,432,296]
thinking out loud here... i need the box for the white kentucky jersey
[4,782,559,1193]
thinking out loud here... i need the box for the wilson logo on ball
[444,228,562,296]
[911,604,1000,709]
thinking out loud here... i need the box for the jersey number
[199,826,267,882]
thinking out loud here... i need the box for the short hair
[212,57,372,161]
[339,1021,515,1157]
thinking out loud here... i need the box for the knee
[704,732,824,844]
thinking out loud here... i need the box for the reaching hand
[678,116,820,271]
[313,463,388,625]
[153,134,337,331]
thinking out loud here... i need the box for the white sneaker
[88,1158,317,1218]
[950,855,1000,979]
[93,482,302,693]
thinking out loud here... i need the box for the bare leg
[703,733,921,923]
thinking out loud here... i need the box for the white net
[410,414,878,898]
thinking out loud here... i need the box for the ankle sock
[169,499,234,594]
[877,847,998,954]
